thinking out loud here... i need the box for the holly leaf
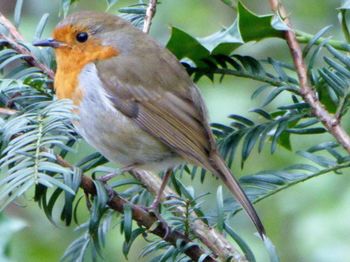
[237,1,285,42]
[166,27,210,67]
[198,20,243,55]
[167,1,286,66]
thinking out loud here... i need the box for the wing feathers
[136,102,210,168]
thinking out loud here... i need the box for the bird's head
[33,12,140,101]
[33,11,144,62]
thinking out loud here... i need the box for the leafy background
[1,0,350,262]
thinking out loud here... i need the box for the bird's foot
[145,200,170,238]
[104,183,116,201]
[97,172,119,183]
[97,165,134,183]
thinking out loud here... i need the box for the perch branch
[0,107,17,115]
[143,0,158,33]
[131,170,247,262]
[268,0,350,154]
[55,155,215,262]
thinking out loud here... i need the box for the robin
[34,11,265,237]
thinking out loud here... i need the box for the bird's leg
[98,165,134,183]
[149,169,173,212]
[145,169,173,238]
[98,165,135,200]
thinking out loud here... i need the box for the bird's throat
[54,43,118,104]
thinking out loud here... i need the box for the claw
[146,203,170,239]
[104,184,116,201]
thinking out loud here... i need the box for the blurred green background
[1,0,350,261]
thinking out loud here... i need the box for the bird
[34,11,266,237]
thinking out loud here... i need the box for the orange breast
[54,31,118,104]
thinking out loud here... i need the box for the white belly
[75,63,183,171]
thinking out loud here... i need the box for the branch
[0,12,55,79]
[143,0,158,33]
[0,107,17,115]
[0,10,247,261]
[0,12,24,41]
[55,156,215,262]
[268,0,350,154]
[131,170,247,262]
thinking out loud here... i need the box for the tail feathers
[210,153,266,238]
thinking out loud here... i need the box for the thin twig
[0,12,55,79]
[55,156,215,262]
[0,107,17,115]
[143,0,158,33]
[0,12,24,41]
[268,0,350,154]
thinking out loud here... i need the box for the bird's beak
[33,38,65,48]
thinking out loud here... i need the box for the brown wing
[95,50,216,171]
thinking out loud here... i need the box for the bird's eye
[76,32,88,43]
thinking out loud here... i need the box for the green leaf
[76,152,108,172]
[302,26,333,57]
[287,127,326,135]
[241,126,264,165]
[216,186,224,232]
[106,0,118,10]
[61,233,90,262]
[176,179,195,200]
[198,20,243,54]
[229,114,254,126]
[263,235,280,262]
[61,0,79,17]
[34,13,50,40]
[122,228,145,258]
[140,240,168,258]
[277,131,292,151]
[166,27,210,67]
[224,222,256,262]
[0,215,26,261]
[237,1,284,42]
[159,246,176,262]
[123,204,133,243]
[14,0,24,27]
[62,168,81,225]
[166,2,284,67]
[198,254,212,262]
[88,181,108,255]
[297,151,336,167]
[271,120,288,153]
